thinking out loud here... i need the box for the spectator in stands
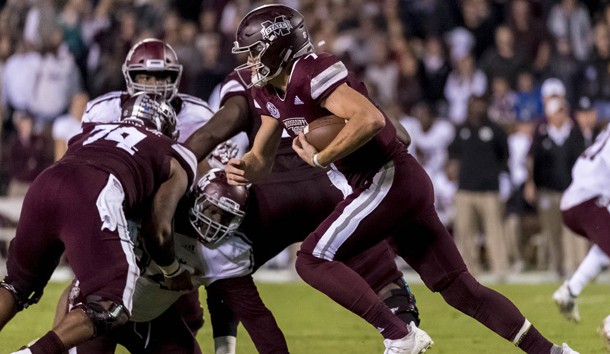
[400,101,456,227]
[4,111,53,197]
[448,95,510,279]
[51,91,88,161]
[525,97,588,277]
[479,25,526,89]
[419,35,450,110]
[29,25,83,132]
[444,52,487,124]
[515,70,544,123]
[542,37,580,105]
[488,76,517,127]
[576,21,610,121]
[547,0,593,62]
[459,0,496,60]
[573,96,601,147]
[507,0,551,75]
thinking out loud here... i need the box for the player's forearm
[241,151,274,183]
[317,112,385,166]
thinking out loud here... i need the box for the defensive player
[0,92,197,354]
[559,124,610,343]
[186,70,422,352]
[225,4,579,354]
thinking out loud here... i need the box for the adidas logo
[377,326,385,333]
[294,95,304,105]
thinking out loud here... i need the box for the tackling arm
[143,157,192,291]
[184,95,250,162]
[226,116,282,185]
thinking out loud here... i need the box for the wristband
[160,259,181,277]
[312,153,328,168]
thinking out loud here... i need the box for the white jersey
[130,231,253,322]
[561,128,610,210]
[82,91,214,143]
[399,115,455,176]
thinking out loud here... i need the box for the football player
[186,67,421,354]
[559,124,610,344]
[0,92,197,354]
[52,38,218,353]
[64,168,288,354]
[224,4,579,354]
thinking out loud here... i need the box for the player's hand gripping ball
[303,115,346,151]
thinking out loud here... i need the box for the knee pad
[381,277,421,326]
[72,295,129,337]
[0,280,43,311]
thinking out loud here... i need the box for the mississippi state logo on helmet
[232,4,313,88]
[122,38,183,100]
[189,169,248,244]
[120,92,179,140]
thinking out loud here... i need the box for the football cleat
[559,343,580,354]
[598,314,610,350]
[383,321,434,354]
[553,281,580,322]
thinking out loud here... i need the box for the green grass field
[0,280,608,353]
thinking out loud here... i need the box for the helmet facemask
[122,38,183,100]
[189,169,248,245]
[232,5,313,88]
[189,193,245,245]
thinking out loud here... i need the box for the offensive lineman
[0,92,197,354]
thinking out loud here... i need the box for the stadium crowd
[0,0,608,281]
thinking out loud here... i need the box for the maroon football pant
[296,153,554,352]
[563,197,610,255]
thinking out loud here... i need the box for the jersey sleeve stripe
[85,91,123,114]
[177,94,214,114]
[311,62,348,100]
[172,144,198,189]
[220,80,245,101]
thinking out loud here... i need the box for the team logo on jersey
[266,102,280,118]
[283,117,308,135]
[260,16,293,40]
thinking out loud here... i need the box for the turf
[0,280,608,353]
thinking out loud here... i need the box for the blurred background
[0,0,608,283]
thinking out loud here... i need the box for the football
[303,115,346,151]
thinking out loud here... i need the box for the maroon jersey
[63,122,197,210]
[249,52,405,179]
[220,71,324,184]
[4,121,197,313]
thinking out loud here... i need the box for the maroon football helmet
[189,169,248,244]
[120,92,178,140]
[232,4,313,88]
[122,38,183,100]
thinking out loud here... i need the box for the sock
[214,335,237,354]
[550,344,564,354]
[28,331,66,354]
[567,245,610,296]
[515,323,554,354]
